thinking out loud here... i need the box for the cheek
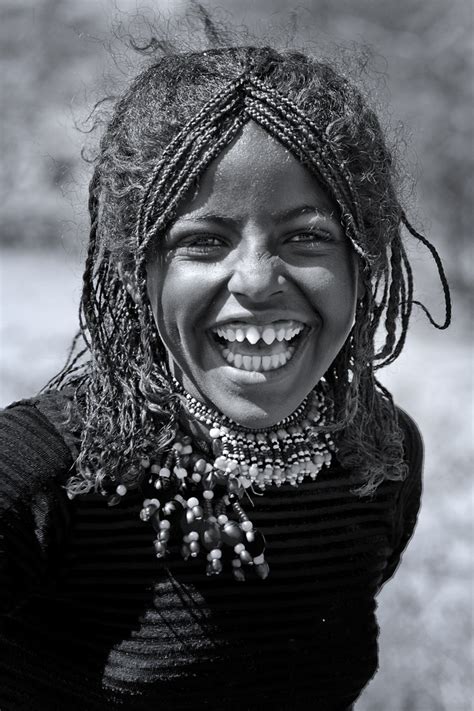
[146,261,210,353]
[303,258,358,329]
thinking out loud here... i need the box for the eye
[286,229,334,247]
[186,235,223,248]
[167,233,228,255]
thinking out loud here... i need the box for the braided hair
[49,46,451,497]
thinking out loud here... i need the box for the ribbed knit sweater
[0,394,422,711]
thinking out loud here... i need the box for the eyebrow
[174,204,337,227]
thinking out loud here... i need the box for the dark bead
[239,549,253,565]
[189,540,200,557]
[227,477,243,497]
[150,511,161,532]
[153,540,167,558]
[163,501,177,516]
[254,561,270,580]
[233,566,246,582]
[201,523,221,550]
[245,529,266,557]
[192,505,204,520]
[211,558,223,574]
[159,529,170,543]
[220,521,244,545]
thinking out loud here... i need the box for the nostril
[227,265,286,300]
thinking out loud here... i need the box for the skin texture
[146,122,359,428]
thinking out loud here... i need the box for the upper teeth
[213,321,304,345]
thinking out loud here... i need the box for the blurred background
[0,0,472,708]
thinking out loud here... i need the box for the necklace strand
[108,386,335,581]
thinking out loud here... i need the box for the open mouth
[210,320,308,373]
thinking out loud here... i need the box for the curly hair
[49,39,450,498]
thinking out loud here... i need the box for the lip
[207,310,314,329]
[205,323,315,384]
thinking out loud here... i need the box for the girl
[0,43,450,710]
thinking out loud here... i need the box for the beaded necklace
[111,385,335,581]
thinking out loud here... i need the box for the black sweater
[0,394,422,710]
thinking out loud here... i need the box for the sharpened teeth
[262,327,275,345]
[212,320,304,372]
[246,326,260,345]
[214,320,304,346]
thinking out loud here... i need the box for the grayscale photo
[0,1,471,710]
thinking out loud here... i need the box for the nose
[227,245,286,303]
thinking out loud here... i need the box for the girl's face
[147,122,359,428]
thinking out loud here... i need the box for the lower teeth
[221,347,295,372]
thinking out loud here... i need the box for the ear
[117,261,142,304]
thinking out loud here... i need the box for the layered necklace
[111,384,335,581]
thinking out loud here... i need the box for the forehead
[174,121,338,222]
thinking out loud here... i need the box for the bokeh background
[0,1,472,709]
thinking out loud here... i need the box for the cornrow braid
[244,82,370,262]
[246,76,371,258]
[49,45,450,498]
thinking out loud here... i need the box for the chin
[214,398,288,429]
[189,373,317,429]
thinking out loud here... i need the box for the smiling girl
[0,42,450,711]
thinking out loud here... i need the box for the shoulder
[377,407,424,588]
[389,406,424,532]
[0,391,75,510]
[396,406,424,479]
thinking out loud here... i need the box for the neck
[172,377,313,437]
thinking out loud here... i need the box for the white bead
[187,497,199,508]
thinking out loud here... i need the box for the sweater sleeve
[0,401,73,614]
[378,407,424,589]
